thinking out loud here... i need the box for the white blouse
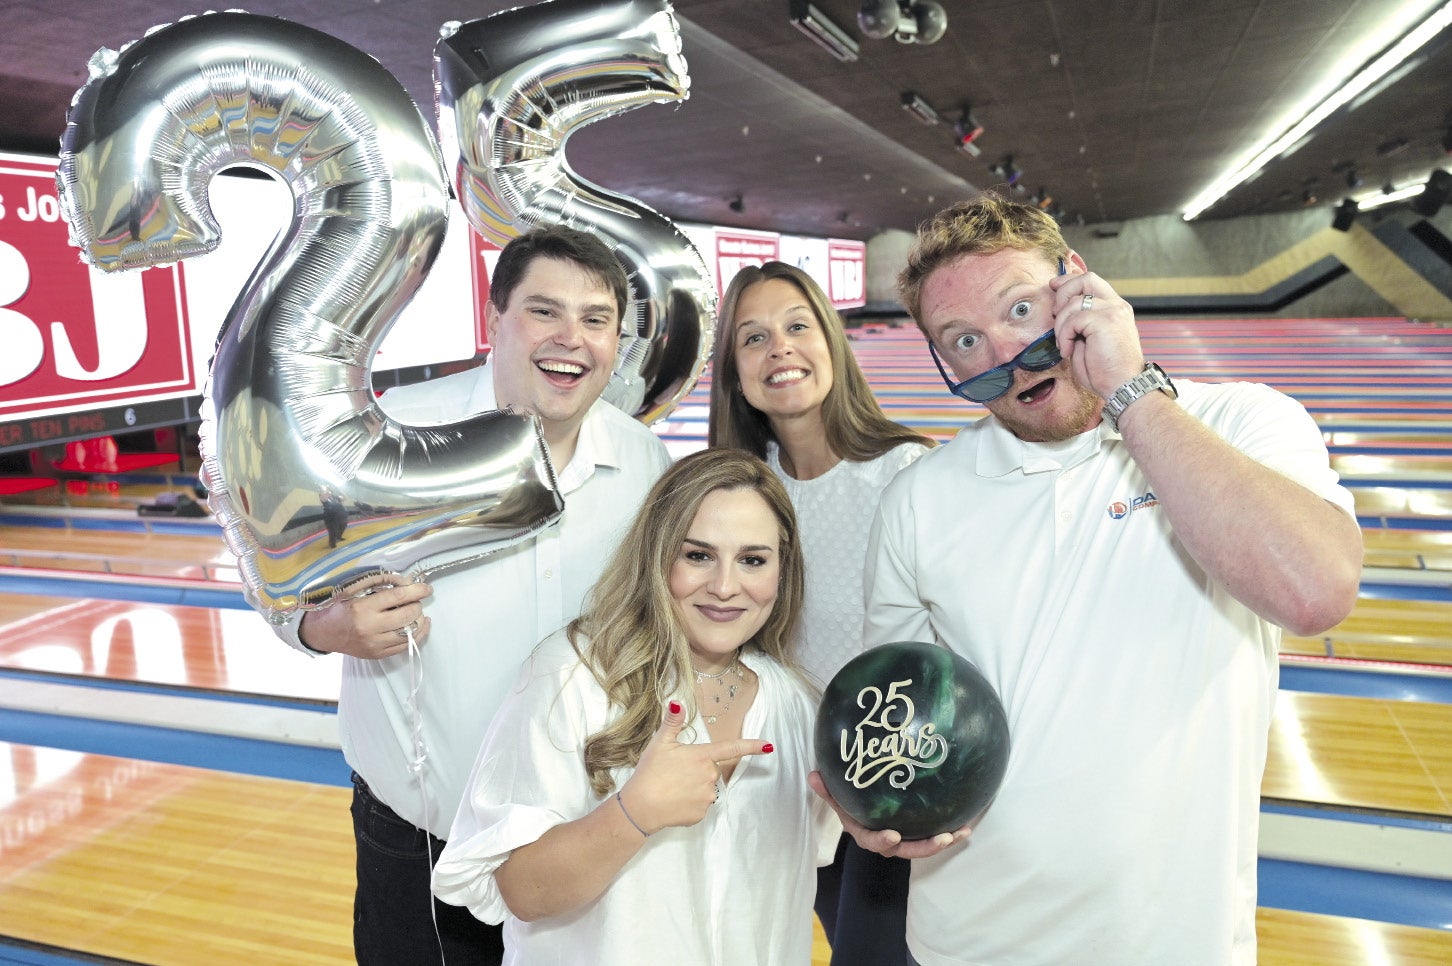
[433,630,839,965]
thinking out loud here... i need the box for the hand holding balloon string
[298,571,434,659]
[616,700,774,835]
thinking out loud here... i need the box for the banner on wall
[684,223,866,310]
[0,152,482,427]
[0,155,196,422]
[1,150,866,437]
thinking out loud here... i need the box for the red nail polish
[762,743,774,754]
[668,700,682,715]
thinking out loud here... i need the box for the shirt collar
[975,416,1109,477]
[476,358,625,493]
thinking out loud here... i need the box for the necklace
[693,652,746,725]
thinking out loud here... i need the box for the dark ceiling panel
[0,0,1446,239]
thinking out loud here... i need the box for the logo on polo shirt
[1107,490,1159,519]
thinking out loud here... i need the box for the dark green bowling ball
[815,641,1010,839]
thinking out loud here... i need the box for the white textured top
[433,630,839,965]
[767,440,927,688]
[865,379,1357,966]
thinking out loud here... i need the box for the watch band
[1101,362,1176,432]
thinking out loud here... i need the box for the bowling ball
[815,641,1009,839]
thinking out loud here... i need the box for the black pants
[351,772,504,965]
[815,832,912,966]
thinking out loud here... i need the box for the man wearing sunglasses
[809,194,1363,966]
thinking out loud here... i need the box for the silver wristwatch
[1101,362,1176,432]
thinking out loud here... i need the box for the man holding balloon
[285,226,670,963]
[816,194,1362,966]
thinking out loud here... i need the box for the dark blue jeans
[815,832,912,966]
[351,772,504,965]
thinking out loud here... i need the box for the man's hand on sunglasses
[1047,269,1145,401]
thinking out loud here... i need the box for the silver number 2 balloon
[56,12,564,621]
[436,0,717,422]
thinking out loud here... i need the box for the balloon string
[403,624,447,962]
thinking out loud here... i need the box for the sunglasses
[927,258,1065,404]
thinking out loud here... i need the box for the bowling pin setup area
[0,314,1447,963]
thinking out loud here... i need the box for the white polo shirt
[271,361,671,836]
[864,379,1354,966]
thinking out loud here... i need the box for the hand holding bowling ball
[814,641,1010,840]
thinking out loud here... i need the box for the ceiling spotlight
[901,91,941,125]
[954,106,984,146]
[1345,167,1364,189]
[1331,197,1359,231]
[790,0,860,62]
[1414,168,1452,216]
[859,0,899,38]
[856,0,948,46]
[896,1,948,44]
[1375,135,1410,157]
[728,195,745,213]
[989,155,1021,186]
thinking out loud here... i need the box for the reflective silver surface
[57,11,562,621]
[436,0,716,423]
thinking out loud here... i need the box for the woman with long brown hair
[710,261,934,965]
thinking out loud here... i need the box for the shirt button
[543,569,554,579]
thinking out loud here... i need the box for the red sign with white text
[467,229,504,352]
[714,230,779,297]
[827,239,866,308]
[0,154,194,421]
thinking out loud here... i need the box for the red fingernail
[668,700,682,715]
[762,743,774,754]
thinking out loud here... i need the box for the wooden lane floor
[1282,597,1452,665]
[0,522,236,584]
[1264,690,1452,815]
[0,744,352,964]
[0,591,337,704]
[0,740,1447,966]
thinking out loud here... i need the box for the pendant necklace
[694,652,746,725]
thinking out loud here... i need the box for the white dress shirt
[268,360,671,836]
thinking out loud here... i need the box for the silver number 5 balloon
[436,0,717,422]
[56,12,563,621]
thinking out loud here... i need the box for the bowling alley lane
[0,742,353,964]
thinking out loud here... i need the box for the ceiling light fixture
[954,106,984,149]
[1181,0,1452,221]
[859,0,949,46]
[790,0,861,62]
[989,155,1022,186]
[901,91,941,125]
[1331,197,1359,231]
[1355,179,1424,210]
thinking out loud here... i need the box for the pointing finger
[703,738,775,766]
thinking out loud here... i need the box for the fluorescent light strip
[789,1,860,62]
[1355,180,1427,210]
[1182,0,1452,221]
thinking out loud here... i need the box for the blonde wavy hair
[708,261,932,461]
[897,193,1069,324]
[569,448,806,797]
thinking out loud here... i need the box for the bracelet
[615,791,650,838]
